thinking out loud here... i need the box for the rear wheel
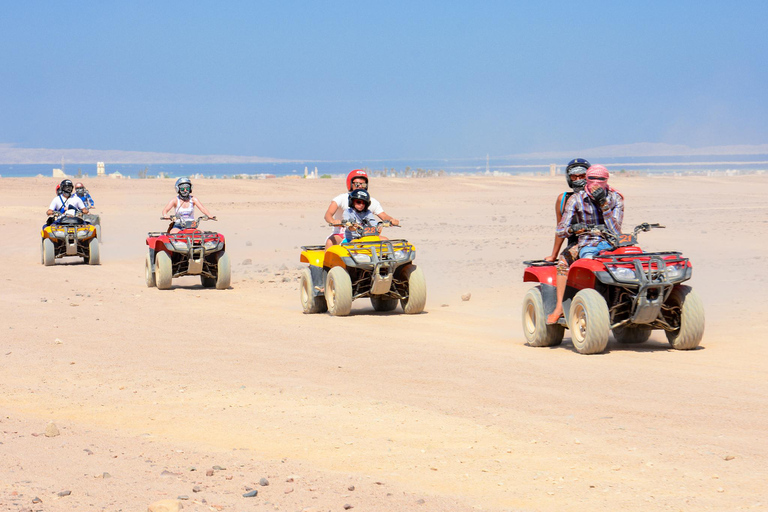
[215,252,231,290]
[200,275,216,288]
[155,251,173,290]
[371,296,399,312]
[568,289,610,354]
[300,268,327,313]
[664,285,705,350]
[42,239,55,266]
[145,253,156,287]
[613,325,651,344]
[87,237,100,265]
[399,264,426,314]
[522,286,564,347]
[326,267,352,316]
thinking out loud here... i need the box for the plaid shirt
[556,190,624,249]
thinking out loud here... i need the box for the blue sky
[1,1,766,160]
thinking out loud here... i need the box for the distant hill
[513,143,768,160]
[0,145,287,164]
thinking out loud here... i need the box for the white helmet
[175,177,192,198]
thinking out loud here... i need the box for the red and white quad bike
[145,215,231,290]
[522,223,704,354]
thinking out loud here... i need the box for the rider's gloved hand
[591,187,607,206]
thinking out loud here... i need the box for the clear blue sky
[1,1,766,160]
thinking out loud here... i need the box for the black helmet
[349,189,371,209]
[175,177,192,198]
[59,179,74,195]
[565,158,590,191]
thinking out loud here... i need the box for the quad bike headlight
[665,264,685,279]
[354,254,372,263]
[171,241,189,251]
[203,240,221,251]
[76,229,90,239]
[393,250,409,261]
[606,265,637,281]
[52,229,67,238]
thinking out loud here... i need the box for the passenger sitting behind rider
[161,177,215,231]
[341,189,381,242]
[546,165,624,324]
[47,179,89,219]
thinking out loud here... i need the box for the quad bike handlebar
[161,215,217,232]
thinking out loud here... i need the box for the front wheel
[300,268,327,313]
[522,286,564,347]
[664,285,705,350]
[399,264,426,314]
[155,251,173,290]
[42,239,55,266]
[326,267,352,316]
[145,253,156,287]
[215,252,231,290]
[568,289,610,354]
[87,237,100,265]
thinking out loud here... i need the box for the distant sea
[2,155,768,179]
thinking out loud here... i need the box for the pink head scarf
[585,165,623,200]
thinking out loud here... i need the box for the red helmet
[346,169,368,192]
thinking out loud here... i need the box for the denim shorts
[579,241,612,259]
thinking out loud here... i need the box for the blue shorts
[579,241,612,259]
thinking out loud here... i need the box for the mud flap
[309,266,326,296]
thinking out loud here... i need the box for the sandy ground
[1,174,767,512]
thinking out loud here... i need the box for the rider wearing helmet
[544,158,591,262]
[342,189,380,242]
[161,177,215,230]
[74,182,95,208]
[47,179,89,218]
[547,165,624,324]
[323,169,400,248]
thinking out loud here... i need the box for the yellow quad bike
[40,213,100,266]
[299,222,427,316]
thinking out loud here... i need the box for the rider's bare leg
[547,274,567,324]
[325,234,343,249]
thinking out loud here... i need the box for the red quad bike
[522,223,705,354]
[145,215,231,290]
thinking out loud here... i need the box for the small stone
[32,497,42,504]
[347,485,355,491]
[416,498,425,504]
[206,469,214,476]
[193,485,202,493]
[212,465,225,470]
[441,304,449,307]
[724,455,735,461]
[461,293,471,301]
[284,488,294,494]
[259,477,269,486]
[717,487,725,493]
[57,490,71,497]
[243,489,258,498]
[44,422,60,437]
[344,504,353,510]
[102,472,111,478]
[55,338,63,344]
[225,475,233,480]
[282,277,290,282]
[245,241,253,247]
[242,258,253,265]
[178,495,189,500]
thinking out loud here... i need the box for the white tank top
[175,197,195,221]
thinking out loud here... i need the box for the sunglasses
[179,185,191,191]
[352,199,366,205]
[351,181,367,188]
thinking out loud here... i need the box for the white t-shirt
[331,192,384,234]
[49,195,86,215]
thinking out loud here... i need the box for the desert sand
[1,174,767,511]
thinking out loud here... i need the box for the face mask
[571,179,586,190]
